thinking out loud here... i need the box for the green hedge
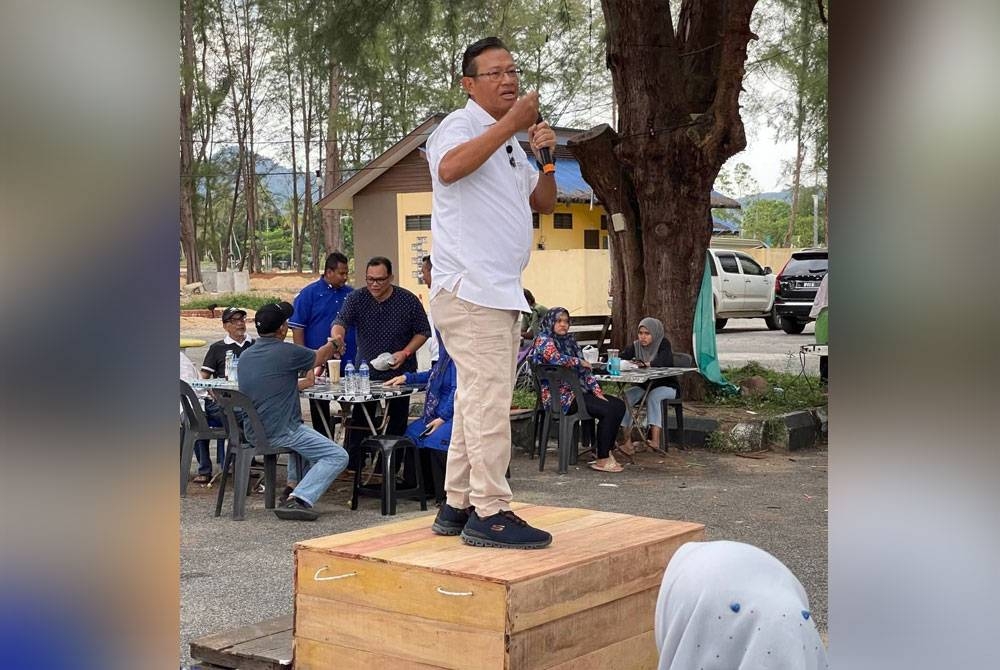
[180,293,285,312]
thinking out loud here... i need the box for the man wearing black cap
[190,307,256,484]
[237,302,348,520]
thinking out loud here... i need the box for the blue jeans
[620,385,677,428]
[194,399,225,476]
[269,424,348,507]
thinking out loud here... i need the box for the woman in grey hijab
[617,317,678,455]
[654,540,829,669]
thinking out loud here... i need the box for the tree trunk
[282,3,301,272]
[239,0,258,274]
[179,0,201,284]
[300,58,313,272]
[322,61,344,255]
[784,0,812,247]
[573,0,757,397]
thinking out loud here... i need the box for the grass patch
[710,361,826,415]
[181,293,285,312]
[704,431,741,453]
[511,387,537,410]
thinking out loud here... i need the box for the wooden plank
[508,528,701,632]
[543,630,658,670]
[436,517,703,582]
[295,636,446,670]
[296,502,532,553]
[228,631,294,667]
[190,616,293,670]
[295,548,507,631]
[190,614,293,651]
[507,588,660,670]
[364,507,603,569]
[295,593,505,670]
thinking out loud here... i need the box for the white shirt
[426,99,538,312]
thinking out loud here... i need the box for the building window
[600,214,608,230]
[601,236,609,249]
[553,213,573,229]
[532,213,540,229]
[584,230,600,249]
[405,214,432,231]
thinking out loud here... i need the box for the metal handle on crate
[313,566,357,581]
[436,586,473,597]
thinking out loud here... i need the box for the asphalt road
[715,317,821,376]
[179,317,827,667]
[180,446,827,667]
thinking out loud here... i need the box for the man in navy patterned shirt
[330,256,431,471]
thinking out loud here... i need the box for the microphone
[535,114,556,174]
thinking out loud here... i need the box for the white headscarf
[655,540,828,670]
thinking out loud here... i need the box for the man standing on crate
[425,36,556,549]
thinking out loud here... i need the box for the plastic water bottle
[358,360,370,396]
[343,362,356,396]
[230,355,239,383]
[225,350,234,380]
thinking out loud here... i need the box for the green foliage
[511,387,537,410]
[749,0,828,180]
[704,431,740,453]
[708,361,826,414]
[181,293,285,311]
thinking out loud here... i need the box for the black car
[772,249,828,334]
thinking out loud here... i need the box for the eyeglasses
[366,275,390,285]
[225,316,246,323]
[470,68,522,82]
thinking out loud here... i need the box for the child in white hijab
[655,540,829,669]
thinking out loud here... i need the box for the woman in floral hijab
[530,307,627,473]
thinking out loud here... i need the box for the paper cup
[327,360,341,383]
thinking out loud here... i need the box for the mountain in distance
[738,189,792,206]
[208,147,305,204]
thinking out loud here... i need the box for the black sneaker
[274,497,319,521]
[460,510,552,549]
[431,503,474,536]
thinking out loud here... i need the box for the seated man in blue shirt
[237,301,348,521]
[289,251,357,439]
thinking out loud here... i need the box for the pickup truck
[709,249,779,330]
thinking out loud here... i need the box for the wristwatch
[326,337,341,351]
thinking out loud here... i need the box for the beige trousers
[430,286,520,516]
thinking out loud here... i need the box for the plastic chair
[210,388,304,521]
[180,380,228,497]
[660,352,693,451]
[351,436,427,515]
[532,363,593,474]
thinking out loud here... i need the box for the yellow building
[318,115,608,305]
[318,115,742,314]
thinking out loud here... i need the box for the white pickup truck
[709,249,778,330]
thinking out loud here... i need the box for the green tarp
[694,252,738,393]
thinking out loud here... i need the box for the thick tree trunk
[179,0,201,284]
[576,0,757,397]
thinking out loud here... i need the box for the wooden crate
[294,504,703,669]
